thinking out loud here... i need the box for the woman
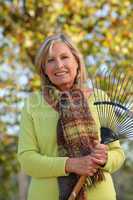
[17,33,125,200]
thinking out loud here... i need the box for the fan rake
[68,68,133,200]
[93,69,133,143]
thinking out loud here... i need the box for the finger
[92,153,106,159]
[98,145,108,151]
[94,144,108,151]
[92,168,97,174]
[94,152,108,158]
[94,143,108,148]
[93,154,108,164]
[93,147,108,155]
[93,140,100,147]
[92,155,107,163]
[91,157,105,165]
[92,149,107,154]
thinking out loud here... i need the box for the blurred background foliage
[0,0,133,200]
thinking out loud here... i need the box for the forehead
[48,41,72,57]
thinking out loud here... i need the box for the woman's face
[45,42,79,91]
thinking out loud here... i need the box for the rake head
[91,68,133,144]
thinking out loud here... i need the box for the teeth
[55,72,67,76]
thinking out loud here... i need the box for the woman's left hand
[91,140,108,167]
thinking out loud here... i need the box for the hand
[91,140,108,166]
[65,155,99,176]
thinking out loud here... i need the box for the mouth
[54,71,68,77]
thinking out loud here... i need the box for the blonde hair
[35,33,87,87]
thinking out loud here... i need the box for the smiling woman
[45,42,78,91]
[17,33,125,200]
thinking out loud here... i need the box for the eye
[47,58,54,63]
[61,55,69,59]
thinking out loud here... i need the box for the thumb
[93,140,100,147]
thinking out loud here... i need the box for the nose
[55,58,63,69]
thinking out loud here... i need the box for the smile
[55,71,68,76]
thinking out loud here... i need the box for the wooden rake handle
[67,138,110,200]
[68,176,87,200]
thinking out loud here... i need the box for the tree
[0,0,133,199]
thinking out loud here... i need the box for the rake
[93,68,133,144]
[68,68,133,200]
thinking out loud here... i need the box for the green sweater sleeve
[101,140,125,173]
[17,100,69,178]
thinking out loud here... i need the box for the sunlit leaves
[0,0,133,199]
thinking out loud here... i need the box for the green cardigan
[17,91,125,200]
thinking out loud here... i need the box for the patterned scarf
[42,74,104,200]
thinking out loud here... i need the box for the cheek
[70,62,78,77]
[72,68,78,79]
[45,67,53,78]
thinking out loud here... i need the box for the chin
[54,79,70,86]
[56,81,73,91]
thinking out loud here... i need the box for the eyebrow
[48,52,69,59]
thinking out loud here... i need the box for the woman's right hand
[65,155,102,176]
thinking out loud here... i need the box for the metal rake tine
[113,71,133,112]
[119,114,133,125]
[117,121,133,133]
[104,70,111,128]
[120,129,133,135]
[107,70,114,126]
[120,127,133,134]
[99,69,109,128]
[101,70,108,128]
[98,74,104,126]
[105,69,122,130]
[118,112,133,130]
[109,71,132,129]
[117,76,133,109]
[92,68,133,144]
[92,74,103,127]
[109,70,123,129]
[113,96,133,130]
[106,70,112,128]
[127,134,133,139]
[102,69,114,129]
[120,79,133,113]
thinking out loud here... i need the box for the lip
[54,71,68,76]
